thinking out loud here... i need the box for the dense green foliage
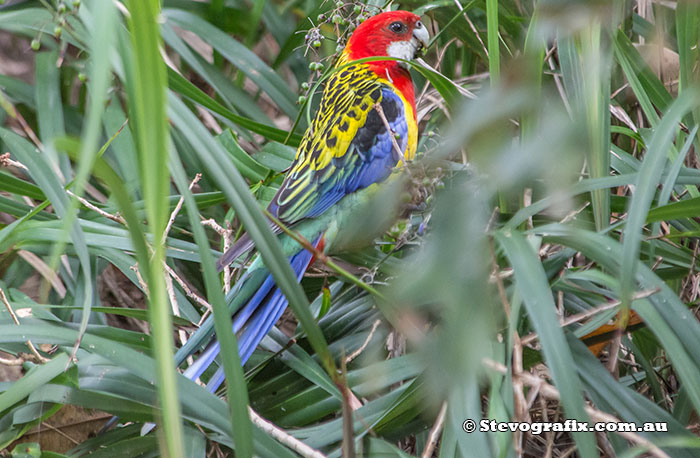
[1,0,700,457]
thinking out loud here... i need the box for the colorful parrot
[180,10,430,391]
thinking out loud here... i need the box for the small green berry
[30,39,40,51]
[315,62,324,71]
[78,72,87,82]
[394,132,401,139]
[336,0,343,7]
[353,5,362,14]
[58,2,66,14]
[54,26,62,38]
[332,14,342,24]
[301,82,310,90]
[72,0,80,6]
[298,95,307,104]
[317,13,326,22]
[312,40,321,48]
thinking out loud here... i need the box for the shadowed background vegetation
[1,0,700,457]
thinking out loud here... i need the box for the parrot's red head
[345,11,428,63]
[344,11,429,116]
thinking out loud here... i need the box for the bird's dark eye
[389,21,406,34]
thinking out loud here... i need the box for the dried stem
[0,152,29,170]
[421,401,447,458]
[163,173,202,244]
[164,268,189,348]
[249,407,327,458]
[373,102,409,170]
[201,218,233,294]
[345,319,381,364]
[66,190,126,225]
[131,263,150,296]
[452,0,489,58]
[163,263,212,315]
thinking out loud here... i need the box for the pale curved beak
[412,21,430,54]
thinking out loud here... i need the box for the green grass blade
[123,0,183,455]
[485,0,499,84]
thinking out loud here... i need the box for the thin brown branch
[249,408,326,458]
[201,218,234,294]
[201,218,227,235]
[345,319,381,364]
[163,173,202,244]
[66,190,126,225]
[39,421,81,445]
[163,263,212,315]
[452,0,488,58]
[373,102,408,169]
[421,401,447,458]
[131,263,149,296]
[0,152,29,170]
[164,267,189,348]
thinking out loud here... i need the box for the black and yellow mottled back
[269,56,415,225]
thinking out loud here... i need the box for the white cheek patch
[387,40,416,62]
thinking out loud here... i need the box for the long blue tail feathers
[184,237,320,393]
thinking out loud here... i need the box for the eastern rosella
[182,11,429,391]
